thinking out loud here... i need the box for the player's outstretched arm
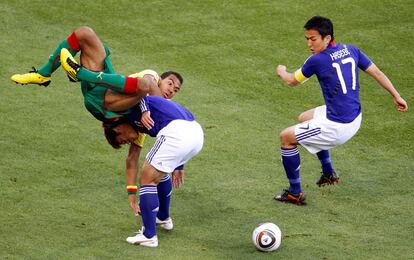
[276,65,301,86]
[364,64,408,112]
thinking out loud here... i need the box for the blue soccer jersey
[126,96,195,137]
[295,43,372,123]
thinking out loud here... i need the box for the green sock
[37,35,79,77]
[37,39,78,77]
[77,68,127,93]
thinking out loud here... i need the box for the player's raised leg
[60,48,155,97]
[10,29,82,87]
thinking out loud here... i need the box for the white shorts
[295,105,362,154]
[146,120,204,173]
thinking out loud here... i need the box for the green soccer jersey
[80,45,131,123]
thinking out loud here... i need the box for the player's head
[304,16,334,54]
[103,121,137,149]
[159,71,183,99]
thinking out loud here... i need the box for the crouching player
[104,95,204,247]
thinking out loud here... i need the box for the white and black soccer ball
[252,222,282,252]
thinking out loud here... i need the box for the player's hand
[141,111,154,130]
[143,74,158,85]
[128,194,141,216]
[172,170,185,189]
[393,96,408,112]
[276,65,287,77]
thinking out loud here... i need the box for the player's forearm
[126,144,141,186]
[366,64,401,98]
[126,168,138,186]
[375,72,401,99]
[104,91,142,112]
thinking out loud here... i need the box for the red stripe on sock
[51,55,60,71]
[67,32,80,52]
[124,77,138,94]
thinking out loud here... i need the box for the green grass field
[1,0,413,259]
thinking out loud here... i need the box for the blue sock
[157,175,172,221]
[316,150,334,175]
[281,147,301,194]
[139,185,159,238]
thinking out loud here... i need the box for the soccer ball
[252,222,282,252]
[129,69,160,84]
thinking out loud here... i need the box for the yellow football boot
[60,48,80,82]
[11,67,51,87]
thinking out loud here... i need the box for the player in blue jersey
[11,26,187,219]
[274,16,408,205]
[105,71,186,220]
[103,96,204,247]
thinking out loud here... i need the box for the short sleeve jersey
[297,43,372,123]
[126,96,195,137]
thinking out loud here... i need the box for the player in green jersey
[11,26,183,123]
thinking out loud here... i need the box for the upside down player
[104,95,204,247]
[11,26,186,216]
[274,16,408,205]
[10,26,182,123]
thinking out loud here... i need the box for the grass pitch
[1,0,413,259]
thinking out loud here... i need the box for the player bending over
[11,26,186,218]
[104,95,204,247]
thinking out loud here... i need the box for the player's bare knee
[298,112,310,122]
[139,171,154,185]
[298,109,315,122]
[298,112,305,122]
[279,127,297,147]
[279,130,289,146]
[74,26,97,43]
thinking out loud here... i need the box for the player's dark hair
[304,16,334,42]
[161,71,184,85]
[103,122,123,149]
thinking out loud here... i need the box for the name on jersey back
[329,46,350,61]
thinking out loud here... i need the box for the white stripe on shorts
[147,135,166,163]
